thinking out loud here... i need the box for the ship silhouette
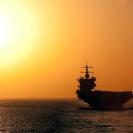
[76,63,133,110]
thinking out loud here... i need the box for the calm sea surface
[0,99,132,133]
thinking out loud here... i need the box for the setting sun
[0,16,11,45]
[0,1,39,67]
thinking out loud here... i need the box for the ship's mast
[85,65,89,79]
[81,62,93,79]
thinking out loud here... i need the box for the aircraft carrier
[76,64,133,110]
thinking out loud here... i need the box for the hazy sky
[0,0,133,98]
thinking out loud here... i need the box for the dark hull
[77,90,133,110]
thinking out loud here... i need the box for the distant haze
[0,0,133,98]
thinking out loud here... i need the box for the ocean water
[0,99,132,133]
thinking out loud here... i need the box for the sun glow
[0,1,39,67]
[0,17,11,45]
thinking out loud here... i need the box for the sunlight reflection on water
[0,100,132,132]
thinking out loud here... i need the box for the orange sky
[0,0,132,98]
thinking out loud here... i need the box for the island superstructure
[76,64,133,110]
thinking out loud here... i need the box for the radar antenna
[80,62,93,79]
